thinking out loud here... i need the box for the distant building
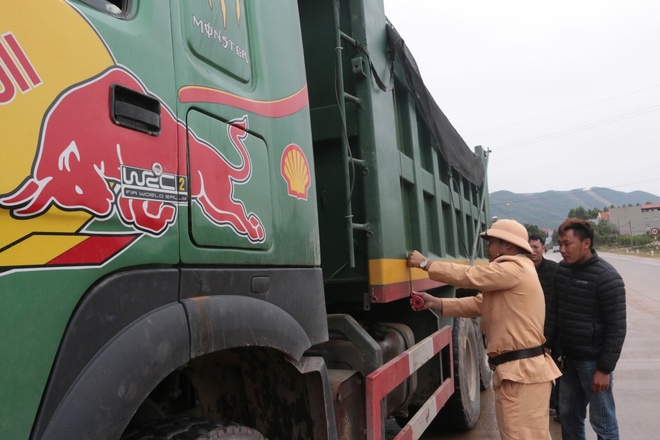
[542,228,554,246]
[609,204,660,236]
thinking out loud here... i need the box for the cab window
[79,0,132,18]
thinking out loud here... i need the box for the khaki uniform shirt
[427,254,561,388]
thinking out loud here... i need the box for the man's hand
[409,291,441,313]
[407,250,426,268]
[592,370,611,392]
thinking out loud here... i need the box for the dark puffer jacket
[545,251,626,374]
[536,257,558,307]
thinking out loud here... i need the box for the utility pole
[629,221,633,248]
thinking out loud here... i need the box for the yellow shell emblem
[281,144,311,200]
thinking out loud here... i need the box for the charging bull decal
[0,67,264,242]
[187,115,264,242]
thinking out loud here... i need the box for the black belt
[488,345,545,370]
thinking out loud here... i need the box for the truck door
[171,0,273,260]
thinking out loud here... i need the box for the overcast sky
[383,0,660,197]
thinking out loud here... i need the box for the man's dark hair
[529,234,545,244]
[558,218,595,250]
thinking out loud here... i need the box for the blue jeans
[550,376,560,413]
[559,358,619,440]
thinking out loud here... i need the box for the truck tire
[433,317,481,431]
[121,418,266,440]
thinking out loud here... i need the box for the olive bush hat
[480,219,533,254]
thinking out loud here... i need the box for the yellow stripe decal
[368,258,487,286]
[0,234,88,266]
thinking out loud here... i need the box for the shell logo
[281,144,311,201]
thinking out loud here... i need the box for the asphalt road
[390,250,660,439]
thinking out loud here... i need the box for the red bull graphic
[281,144,311,201]
[1,66,264,242]
[188,115,265,242]
[1,0,313,271]
[1,68,179,236]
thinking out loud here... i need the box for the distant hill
[489,187,660,229]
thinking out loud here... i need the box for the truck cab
[0,1,490,439]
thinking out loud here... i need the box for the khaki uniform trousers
[495,379,552,440]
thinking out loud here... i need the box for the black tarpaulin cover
[386,20,486,187]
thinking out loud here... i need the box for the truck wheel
[121,418,266,440]
[433,317,481,431]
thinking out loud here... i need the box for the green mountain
[489,187,660,229]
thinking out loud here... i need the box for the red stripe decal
[47,235,139,266]
[0,38,29,92]
[370,279,447,303]
[178,85,309,118]
[4,33,41,87]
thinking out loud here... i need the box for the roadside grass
[599,245,660,260]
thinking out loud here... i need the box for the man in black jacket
[528,235,560,418]
[528,234,558,308]
[545,218,626,440]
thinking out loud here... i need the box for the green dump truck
[0,1,491,439]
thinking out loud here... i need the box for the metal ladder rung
[340,30,357,47]
[334,0,371,267]
[349,157,367,167]
[344,92,362,106]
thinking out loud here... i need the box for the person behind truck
[528,234,561,421]
[408,219,561,440]
[545,218,626,440]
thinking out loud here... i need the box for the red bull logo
[188,114,264,242]
[1,67,264,242]
[1,0,314,271]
